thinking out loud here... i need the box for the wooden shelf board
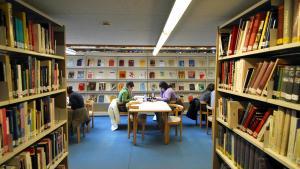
[219,0,268,28]
[264,148,299,169]
[0,45,64,60]
[48,152,68,169]
[9,89,66,105]
[218,43,300,61]
[0,100,10,107]
[216,149,237,169]
[217,118,229,127]
[233,128,264,149]
[0,120,67,165]
[217,88,300,111]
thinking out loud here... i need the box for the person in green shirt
[117,81,134,112]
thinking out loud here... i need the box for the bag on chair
[186,98,200,120]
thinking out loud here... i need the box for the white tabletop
[129,101,172,112]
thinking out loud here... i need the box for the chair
[167,104,184,142]
[199,101,208,128]
[127,101,147,140]
[76,123,85,143]
[85,100,94,132]
[206,106,213,135]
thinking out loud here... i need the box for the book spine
[243,16,255,52]
[256,61,275,95]
[277,4,284,45]
[248,13,262,51]
[253,109,272,138]
[292,66,300,103]
[283,0,293,44]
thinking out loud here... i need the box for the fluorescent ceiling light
[66,47,77,55]
[153,0,192,56]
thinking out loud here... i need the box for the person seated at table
[155,81,178,126]
[199,83,215,106]
[117,81,135,112]
[67,86,89,133]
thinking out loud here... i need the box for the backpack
[186,98,200,120]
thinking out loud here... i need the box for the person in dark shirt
[199,83,215,105]
[67,86,89,132]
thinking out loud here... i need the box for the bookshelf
[214,0,300,169]
[66,49,215,113]
[0,0,68,168]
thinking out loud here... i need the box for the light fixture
[152,0,192,56]
[66,47,77,55]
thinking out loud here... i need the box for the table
[128,101,172,145]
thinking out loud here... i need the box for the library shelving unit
[213,0,300,169]
[0,0,68,168]
[66,46,215,113]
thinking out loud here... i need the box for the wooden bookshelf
[213,0,300,169]
[0,0,68,168]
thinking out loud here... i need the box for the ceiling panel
[26,0,260,46]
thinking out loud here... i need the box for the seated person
[199,83,215,107]
[67,86,89,132]
[117,81,134,112]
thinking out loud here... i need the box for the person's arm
[121,90,132,103]
[69,95,76,110]
[158,89,171,102]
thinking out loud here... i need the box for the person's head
[126,81,134,91]
[159,81,169,92]
[67,86,73,96]
[206,83,215,92]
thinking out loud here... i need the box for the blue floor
[68,116,212,169]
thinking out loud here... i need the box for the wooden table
[128,101,172,145]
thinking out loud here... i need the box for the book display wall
[66,51,215,112]
[0,0,68,168]
[213,0,300,169]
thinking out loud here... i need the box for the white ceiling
[26,0,260,46]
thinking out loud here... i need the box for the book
[97,95,105,103]
[188,71,195,79]
[129,71,135,78]
[179,60,184,67]
[78,83,85,91]
[150,59,155,66]
[97,59,102,66]
[140,82,146,91]
[189,59,195,67]
[228,25,239,55]
[87,71,94,79]
[199,71,206,80]
[87,82,96,91]
[128,60,134,67]
[159,60,165,67]
[277,3,284,45]
[159,71,165,78]
[111,83,117,91]
[118,83,124,91]
[77,71,84,79]
[98,82,106,91]
[119,71,126,78]
[198,83,205,91]
[189,84,195,90]
[283,0,293,44]
[178,85,184,91]
[149,72,155,79]
[76,59,83,66]
[139,60,146,67]
[168,60,175,66]
[109,59,115,67]
[87,58,95,67]
[178,71,185,79]
[68,71,75,79]
[119,59,124,67]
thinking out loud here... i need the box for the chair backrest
[109,95,117,103]
[169,104,184,117]
[85,100,94,112]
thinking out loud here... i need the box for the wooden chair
[199,101,208,128]
[167,104,184,142]
[206,105,213,135]
[85,100,94,132]
[76,123,85,143]
[127,101,147,140]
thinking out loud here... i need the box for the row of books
[70,82,207,93]
[219,59,300,104]
[217,98,300,163]
[219,0,300,56]
[0,97,56,155]
[0,2,56,54]
[0,127,66,169]
[217,124,286,169]
[68,57,213,68]
[68,70,212,80]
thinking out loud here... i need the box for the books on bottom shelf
[217,98,300,167]
[0,126,67,169]
[0,96,57,156]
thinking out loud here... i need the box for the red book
[248,13,263,51]
[252,109,272,138]
[109,59,114,67]
[256,61,275,95]
[229,60,233,89]
[277,3,284,45]
[243,16,255,52]
[0,108,8,153]
[228,25,239,55]
[78,83,85,91]
[242,106,258,131]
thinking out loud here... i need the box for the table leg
[163,112,169,144]
[127,112,130,139]
[133,112,138,145]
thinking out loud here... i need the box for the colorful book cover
[77,71,84,79]
[149,72,155,79]
[188,71,195,79]
[189,59,195,67]
[199,71,206,79]
[119,59,124,66]
[150,59,155,66]
[198,83,205,91]
[118,83,124,91]
[78,83,85,91]
[97,95,105,103]
[140,82,146,91]
[189,84,195,90]
[87,58,95,67]
[128,60,134,67]
[68,71,75,79]
[139,71,146,79]
[169,71,176,78]
[139,60,146,67]
[129,71,135,78]
[87,71,94,79]
[179,85,184,91]
[87,82,96,91]
[109,59,115,67]
[98,82,106,91]
[111,83,117,91]
[151,83,158,91]
[178,71,185,79]
[179,60,184,67]
[97,59,102,66]
[119,71,126,78]
[76,59,83,66]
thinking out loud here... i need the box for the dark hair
[206,83,215,92]
[67,86,73,94]
[159,81,169,90]
[126,81,134,88]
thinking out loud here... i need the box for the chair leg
[180,122,182,142]
[199,113,202,128]
[128,114,131,139]
[175,126,178,136]
[77,126,80,144]
[206,118,209,134]
[142,121,145,141]
[92,113,94,128]
[82,124,85,137]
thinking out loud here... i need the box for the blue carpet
[68,116,212,169]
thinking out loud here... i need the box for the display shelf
[67,79,117,82]
[216,149,237,169]
[48,152,69,169]
[0,45,65,60]
[217,88,300,111]
[178,79,207,82]
[77,91,119,94]
[0,120,67,165]
[218,42,300,61]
